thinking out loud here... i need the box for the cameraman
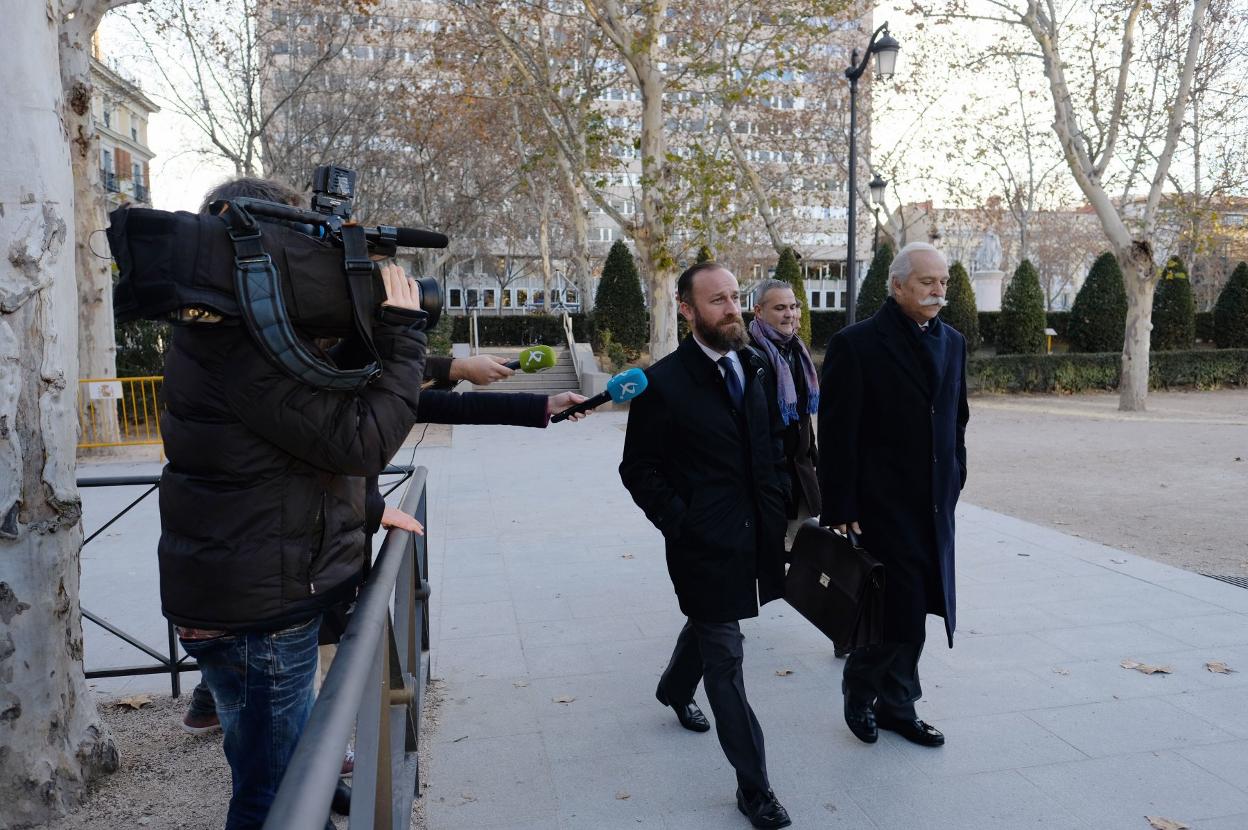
[163,177,428,829]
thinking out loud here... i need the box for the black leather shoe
[736,788,792,829]
[844,697,877,743]
[655,686,711,732]
[876,713,945,747]
[331,780,352,815]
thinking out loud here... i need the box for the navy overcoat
[817,298,969,646]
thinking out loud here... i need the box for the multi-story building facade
[259,1,877,317]
[91,35,159,208]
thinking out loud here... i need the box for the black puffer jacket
[158,319,426,631]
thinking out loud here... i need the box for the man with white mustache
[816,242,969,749]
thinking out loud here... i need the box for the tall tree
[915,0,1213,410]
[1069,252,1129,353]
[943,261,982,351]
[997,258,1046,354]
[1,1,137,823]
[1213,261,1248,348]
[1152,256,1196,351]
[773,247,812,346]
[856,241,893,320]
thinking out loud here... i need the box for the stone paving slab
[420,414,1248,830]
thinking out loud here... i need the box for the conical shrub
[942,261,981,351]
[996,258,1047,354]
[774,246,812,346]
[1152,256,1196,351]
[594,240,647,355]
[1068,251,1127,353]
[856,242,892,320]
[1214,261,1248,348]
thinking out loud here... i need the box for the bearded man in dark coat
[620,262,792,828]
[818,241,969,748]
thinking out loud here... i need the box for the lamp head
[869,173,888,206]
[872,29,900,78]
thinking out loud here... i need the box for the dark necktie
[719,356,743,409]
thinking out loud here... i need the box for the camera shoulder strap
[223,202,380,391]
[339,223,386,376]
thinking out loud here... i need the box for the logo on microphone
[525,350,546,367]
[618,381,639,396]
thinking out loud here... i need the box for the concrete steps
[472,346,581,396]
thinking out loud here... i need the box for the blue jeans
[181,616,321,830]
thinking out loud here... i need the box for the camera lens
[415,276,442,329]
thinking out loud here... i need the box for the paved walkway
[420,413,1248,830]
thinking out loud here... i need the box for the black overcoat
[620,336,789,623]
[817,299,969,646]
[748,333,821,519]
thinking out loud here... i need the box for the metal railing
[561,310,582,385]
[79,474,193,696]
[78,376,163,449]
[264,466,431,830]
[78,465,418,700]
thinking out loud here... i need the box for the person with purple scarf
[749,280,821,551]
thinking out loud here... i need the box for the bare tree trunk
[0,3,119,824]
[538,189,554,313]
[556,153,593,312]
[637,56,678,359]
[62,6,119,447]
[1118,245,1157,411]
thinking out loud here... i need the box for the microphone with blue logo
[550,367,648,423]
[503,345,557,373]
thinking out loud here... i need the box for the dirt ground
[963,388,1248,576]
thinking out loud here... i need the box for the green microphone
[504,345,557,372]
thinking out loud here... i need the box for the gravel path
[963,388,1248,577]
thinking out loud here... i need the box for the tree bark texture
[0,3,119,826]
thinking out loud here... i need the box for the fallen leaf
[452,735,469,743]
[114,694,153,710]
[513,680,528,688]
[553,695,576,704]
[1121,659,1172,675]
[1206,661,1236,674]
[1111,559,1128,564]
[1017,552,1031,557]
[621,553,635,559]
[1146,817,1190,830]
[775,669,794,677]
[460,792,477,803]
[615,790,630,800]
[1052,668,1070,676]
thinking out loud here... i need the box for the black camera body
[108,164,448,390]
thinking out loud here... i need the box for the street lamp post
[844,23,899,326]
[869,172,888,255]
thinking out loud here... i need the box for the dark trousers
[843,636,925,719]
[658,618,770,795]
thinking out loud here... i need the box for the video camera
[108,165,448,391]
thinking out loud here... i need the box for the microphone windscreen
[517,344,557,372]
[392,226,450,249]
[606,367,648,403]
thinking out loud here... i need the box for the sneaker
[340,749,355,778]
[181,710,221,735]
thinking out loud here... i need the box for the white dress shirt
[693,334,745,390]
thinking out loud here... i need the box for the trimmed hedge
[969,349,1248,393]
[450,313,591,346]
[943,262,982,351]
[1196,312,1215,342]
[775,247,813,346]
[1153,256,1196,351]
[595,240,648,354]
[1214,261,1248,348]
[856,242,893,321]
[1068,252,1128,352]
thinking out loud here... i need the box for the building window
[564,288,577,305]
[502,289,514,308]
[101,149,112,172]
[516,289,528,306]
[448,288,463,308]
[483,289,496,309]
[466,289,478,308]
[810,291,822,309]
[103,106,112,128]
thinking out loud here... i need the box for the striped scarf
[748,317,819,425]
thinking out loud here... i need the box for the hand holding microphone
[551,367,648,423]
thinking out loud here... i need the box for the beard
[693,309,747,352]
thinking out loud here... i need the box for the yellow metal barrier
[78,376,163,449]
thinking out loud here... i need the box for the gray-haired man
[816,242,969,748]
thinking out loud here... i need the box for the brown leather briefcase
[784,520,885,650]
